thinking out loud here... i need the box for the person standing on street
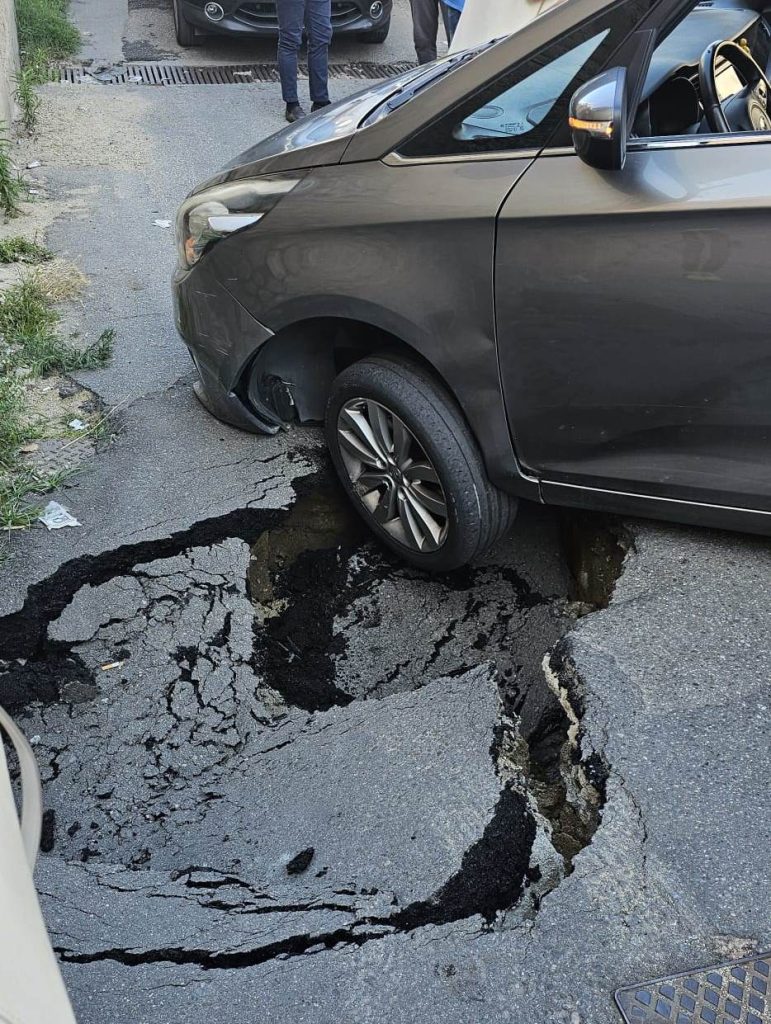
[277,0,333,122]
[409,0,448,63]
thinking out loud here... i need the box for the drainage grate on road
[52,61,415,86]
[616,952,771,1024]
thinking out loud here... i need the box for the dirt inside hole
[246,481,613,872]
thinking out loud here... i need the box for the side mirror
[569,67,628,170]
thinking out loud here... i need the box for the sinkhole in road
[0,473,622,959]
[246,479,608,868]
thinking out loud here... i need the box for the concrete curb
[0,0,19,128]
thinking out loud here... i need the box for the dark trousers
[277,0,332,105]
[409,0,450,63]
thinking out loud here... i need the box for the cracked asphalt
[0,3,769,1022]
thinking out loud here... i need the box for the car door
[0,705,77,1024]
[495,2,771,512]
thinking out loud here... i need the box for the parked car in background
[174,0,771,570]
[0,705,77,1024]
[172,0,392,46]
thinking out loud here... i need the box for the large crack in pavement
[0,502,289,665]
[47,785,533,970]
[0,479,609,996]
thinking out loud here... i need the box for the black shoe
[285,102,306,123]
[311,100,331,112]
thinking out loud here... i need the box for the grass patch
[0,268,113,532]
[81,327,115,367]
[0,274,114,374]
[1,0,93,539]
[0,236,52,264]
[34,259,87,301]
[14,0,80,132]
[0,466,71,530]
[0,375,25,456]
[0,274,58,344]
[15,0,80,61]
[0,376,38,535]
[15,56,45,135]
[0,126,23,218]
[14,327,115,375]
[0,470,46,529]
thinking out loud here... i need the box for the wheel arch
[243,315,461,428]
[239,313,541,502]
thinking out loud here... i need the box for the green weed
[0,465,72,530]
[14,0,79,132]
[15,0,80,61]
[0,126,23,218]
[15,57,45,134]
[0,236,52,264]
[0,274,58,344]
[0,275,114,374]
[0,375,25,460]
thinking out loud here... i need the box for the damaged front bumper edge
[172,264,281,435]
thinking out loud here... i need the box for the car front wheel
[325,356,517,571]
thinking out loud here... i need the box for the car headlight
[175,175,302,270]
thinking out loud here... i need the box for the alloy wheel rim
[337,398,449,553]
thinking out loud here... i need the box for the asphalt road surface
[0,3,768,1022]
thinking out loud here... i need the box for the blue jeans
[277,0,332,105]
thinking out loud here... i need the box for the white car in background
[0,706,77,1024]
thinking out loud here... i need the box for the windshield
[360,40,499,127]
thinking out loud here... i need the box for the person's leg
[305,0,332,106]
[440,1,460,42]
[408,0,438,63]
[276,0,305,107]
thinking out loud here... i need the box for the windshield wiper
[385,51,479,111]
[362,46,488,127]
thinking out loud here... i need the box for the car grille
[235,1,362,28]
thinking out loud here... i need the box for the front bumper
[173,262,279,435]
[179,0,392,37]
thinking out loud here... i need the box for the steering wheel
[699,39,771,133]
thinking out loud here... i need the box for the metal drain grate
[616,952,771,1024]
[53,60,415,86]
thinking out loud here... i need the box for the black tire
[359,17,391,43]
[325,356,518,571]
[173,0,200,46]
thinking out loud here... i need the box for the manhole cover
[51,60,415,86]
[24,436,97,477]
[616,953,771,1024]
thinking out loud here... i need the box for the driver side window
[635,10,771,139]
[399,0,659,159]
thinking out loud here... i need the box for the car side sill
[541,480,771,535]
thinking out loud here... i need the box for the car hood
[205,68,430,185]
